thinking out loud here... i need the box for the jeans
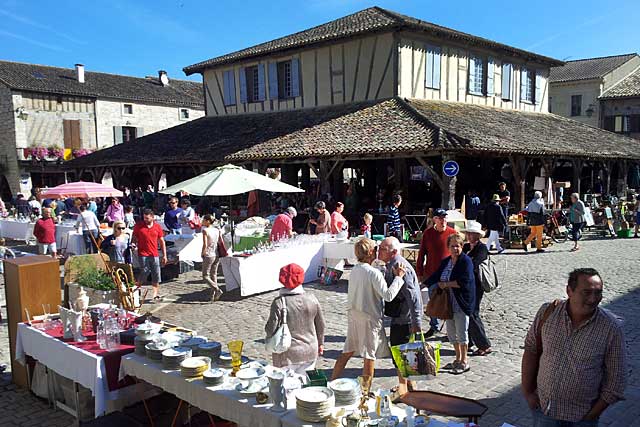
[169,228,182,235]
[83,230,99,254]
[571,222,585,242]
[468,287,491,349]
[531,409,598,427]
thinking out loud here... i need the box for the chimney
[158,70,169,86]
[75,64,85,83]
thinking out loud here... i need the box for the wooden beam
[509,155,532,210]
[416,156,443,190]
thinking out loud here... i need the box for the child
[201,214,223,301]
[124,206,135,229]
[360,213,372,238]
[0,238,15,275]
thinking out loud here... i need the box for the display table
[15,321,136,416]
[236,233,270,252]
[0,219,35,241]
[220,242,324,296]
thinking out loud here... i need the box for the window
[520,69,534,103]
[268,59,300,100]
[549,97,553,113]
[123,104,133,115]
[179,108,189,120]
[122,126,137,143]
[570,95,582,116]
[222,70,236,106]
[245,66,260,103]
[501,63,512,100]
[425,45,441,89]
[468,55,485,95]
[605,115,640,134]
[277,61,292,98]
[63,120,81,149]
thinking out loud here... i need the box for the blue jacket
[425,253,476,316]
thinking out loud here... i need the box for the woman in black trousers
[462,221,492,356]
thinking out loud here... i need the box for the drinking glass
[227,340,244,376]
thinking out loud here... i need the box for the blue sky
[1,0,638,82]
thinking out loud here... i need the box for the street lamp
[585,104,595,117]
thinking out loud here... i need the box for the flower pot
[67,282,119,307]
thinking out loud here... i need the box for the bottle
[96,320,107,349]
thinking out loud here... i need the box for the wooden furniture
[4,255,61,388]
[394,390,488,423]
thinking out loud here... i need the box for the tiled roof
[66,97,640,170]
[184,7,562,75]
[600,66,640,99]
[0,60,204,107]
[406,99,640,159]
[549,53,638,83]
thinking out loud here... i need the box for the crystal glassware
[227,340,244,376]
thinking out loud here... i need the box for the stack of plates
[202,368,225,386]
[196,341,221,360]
[181,336,207,352]
[180,356,211,377]
[295,387,335,422]
[328,378,360,406]
[217,352,250,368]
[145,341,173,362]
[162,347,191,370]
[134,335,156,356]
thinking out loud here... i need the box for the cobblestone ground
[1,233,639,426]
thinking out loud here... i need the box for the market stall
[0,219,35,241]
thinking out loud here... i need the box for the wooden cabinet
[4,255,61,388]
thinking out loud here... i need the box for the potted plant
[72,148,93,158]
[48,145,65,160]
[30,145,49,161]
[66,256,119,306]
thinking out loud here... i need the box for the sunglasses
[116,227,126,230]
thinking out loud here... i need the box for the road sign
[442,160,459,177]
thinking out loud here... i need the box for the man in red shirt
[132,209,167,302]
[33,208,57,258]
[416,208,457,337]
[270,207,296,242]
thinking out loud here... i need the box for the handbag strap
[279,295,289,325]
[535,299,560,358]
[409,331,426,344]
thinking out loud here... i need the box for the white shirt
[347,263,404,321]
[202,226,221,257]
[76,210,100,231]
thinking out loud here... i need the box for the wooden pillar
[509,155,532,211]
[618,159,629,196]
[146,165,164,193]
[416,156,448,208]
[571,159,584,195]
[301,165,310,190]
[281,164,298,186]
[441,155,457,210]
[603,160,613,196]
[332,163,344,202]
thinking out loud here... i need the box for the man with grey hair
[378,236,423,390]
[270,207,297,242]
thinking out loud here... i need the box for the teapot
[341,412,366,427]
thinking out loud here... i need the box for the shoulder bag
[216,233,228,257]
[265,297,292,354]
[425,287,453,320]
[478,254,500,293]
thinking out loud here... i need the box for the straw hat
[462,220,483,235]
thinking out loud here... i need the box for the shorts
[38,242,56,255]
[445,311,469,344]
[138,256,161,284]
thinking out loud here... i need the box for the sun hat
[433,208,447,217]
[462,220,483,234]
[491,194,501,202]
[286,207,297,217]
[279,263,305,289]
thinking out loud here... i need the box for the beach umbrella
[160,164,304,196]
[40,181,123,199]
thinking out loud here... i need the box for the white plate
[235,367,265,381]
[295,386,334,403]
[162,347,191,358]
[328,378,359,393]
[181,356,211,369]
[235,377,268,395]
[203,368,224,379]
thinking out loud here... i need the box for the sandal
[442,361,460,370]
[472,348,493,356]
[452,362,470,375]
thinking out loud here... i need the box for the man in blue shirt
[164,197,183,234]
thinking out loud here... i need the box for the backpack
[478,254,500,292]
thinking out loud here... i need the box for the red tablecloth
[43,323,135,391]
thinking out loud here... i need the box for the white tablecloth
[15,323,109,416]
[119,354,283,427]
[0,220,34,241]
[220,242,324,296]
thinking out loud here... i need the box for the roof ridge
[563,53,638,63]
[600,64,640,98]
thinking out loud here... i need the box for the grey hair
[386,236,401,252]
[570,192,580,200]
[534,191,542,199]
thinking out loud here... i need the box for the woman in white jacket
[331,238,406,380]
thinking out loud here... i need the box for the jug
[267,369,287,412]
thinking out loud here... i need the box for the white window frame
[122,103,134,116]
[521,69,534,104]
[468,55,485,96]
[179,108,190,120]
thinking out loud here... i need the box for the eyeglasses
[116,227,126,230]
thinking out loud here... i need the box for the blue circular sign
[442,160,460,177]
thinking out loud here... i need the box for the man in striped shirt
[521,268,626,426]
[387,194,402,241]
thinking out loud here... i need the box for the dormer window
[179,108,190,120]
[123,104,133,115]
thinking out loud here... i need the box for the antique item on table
[329,378,360,407]
[227,340,244,376]
[74,287,89,312]
[341,411,364,427]
[58,306,71,339]
[326,408,346,427]
[135,320,162,340]
[255,391,269,404]
[236,367,266,381]
[357,375,372,420]
[202,368,225,386]
[59,306,85,341]
[89,308,102,332]
[196,341,222,360]
[134,335,158,356]
[268,369,287,412]
[180,356,211,377]
[182,336,207,352]
[295,386,335,423]
[235,376,269,396]
[375,389,392,417]
[145,341,173,362]
[162,347,191,370]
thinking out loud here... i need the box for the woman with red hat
[265,263,326,375]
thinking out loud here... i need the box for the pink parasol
[40,181,123,199]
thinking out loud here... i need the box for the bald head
[379,236,401,262]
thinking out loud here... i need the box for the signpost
[442,160,460,177]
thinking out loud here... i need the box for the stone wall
[0,86,20,195]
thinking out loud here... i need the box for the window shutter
[268,62,279,100]
[71,120,81,149]
[502,63,512,100]
[468,57,476,92]
[239,67,247,104]
[432,46,441,90]
[291,58,300,97]
[223,70,236,105]
[426,46,434,88]
[63,120,72,149]
[136,127,144,138]
[535,72,542,105]
[520,69,527,101]
[113,126,123,145]
[257,64,266,101]
[487,58,495,95]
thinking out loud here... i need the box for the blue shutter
[239,67,247,104]
[520,69,527,102]
[502,63,511,100]
[257,64,266,101]
[535,71,542,105]
[223,70,236,106]
[291,58,300,97]
[487,58,495,95]
[426,46,434,88]
[268,62,278,100]
[425,45,441,89]
[468,57,476,93]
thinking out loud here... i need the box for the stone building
[0,61,204,197]
[69,7,640,211]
